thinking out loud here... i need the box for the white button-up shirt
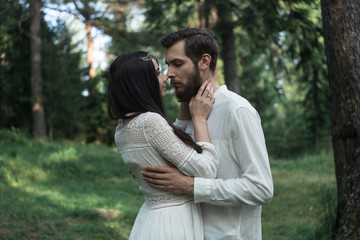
[175,85,273,240]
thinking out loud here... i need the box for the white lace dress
[115,112,218,240]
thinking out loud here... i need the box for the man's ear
[198,53,211,70]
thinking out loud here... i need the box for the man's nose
[166,68,175,78]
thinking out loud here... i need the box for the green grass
[262,153,337,240]
[0,129,337,239]
[0,129,143,239]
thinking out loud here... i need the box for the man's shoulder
[216,86,256,113]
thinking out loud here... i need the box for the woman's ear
[198,53,212,70]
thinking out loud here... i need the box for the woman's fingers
[202,82,212,98]
[196,81,208,98]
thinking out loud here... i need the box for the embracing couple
[107,28,274,240]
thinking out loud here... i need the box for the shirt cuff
[196,141,215,149]
[194,177,212,203]
[174,118,190,129]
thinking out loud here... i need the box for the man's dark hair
[161,28,220,73]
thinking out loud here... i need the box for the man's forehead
[165,40,189,64]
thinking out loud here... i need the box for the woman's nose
[162,73,168,82]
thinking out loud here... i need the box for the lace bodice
[115,112,218,208]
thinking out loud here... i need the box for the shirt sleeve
[144,113,218,178]
[194,107,273,206]
[174,118,190,131]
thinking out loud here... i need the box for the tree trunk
[30,0,47,140]
[216,3,241,94]
[321,0,360,239]
[86,18,96,96]
[198,0,209,28]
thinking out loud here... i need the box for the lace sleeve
[143,113,194,168]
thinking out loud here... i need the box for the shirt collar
[214,85,228,98]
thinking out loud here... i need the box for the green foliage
[163,90,180,123]
[0,1,88,141]
[142,0,331,156]
[42,20,86,140]
[233,0,330,156]
[1,0,332,156]
[0,1,32,131]
[145,0,198,34]
[265,98,312,158]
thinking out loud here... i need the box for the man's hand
[141,165,194,195]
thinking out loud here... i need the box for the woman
[107,51,217,240]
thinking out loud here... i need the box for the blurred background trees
[1,0,330,157]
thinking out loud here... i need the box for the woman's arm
[143,112,217,179]
[190,81,214,143]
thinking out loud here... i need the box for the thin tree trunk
[216,3,241,94]
[86,18,96,96]
[321,0,360,239]
[30,0,46,140]
[198,0,209,28]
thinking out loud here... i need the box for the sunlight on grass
[47,147,78,162]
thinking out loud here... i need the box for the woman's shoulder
[140,112,172,139]
[121,112,167,129]
[117,112,158,130]
[141,112,168,127]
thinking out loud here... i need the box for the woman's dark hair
[160,27,220,73]
[107,51,202,153]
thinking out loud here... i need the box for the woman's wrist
[192,117,207,125]
[193,118,210,143]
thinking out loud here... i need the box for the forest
[1,0,359,239]
[1,0,331,157]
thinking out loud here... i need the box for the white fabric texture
[174,85,273,240]
[115,112,218,240]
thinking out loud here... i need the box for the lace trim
[145,194,193,209]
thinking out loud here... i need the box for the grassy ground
[0,129,336,239]
[262,153,336,240]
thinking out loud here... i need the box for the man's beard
[176,65,202,102]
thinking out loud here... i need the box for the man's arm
[141,165,194,195]
[193,108,273,206]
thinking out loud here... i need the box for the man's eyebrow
[165,58,184,65]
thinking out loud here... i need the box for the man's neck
[211,80,220,92]
[204,74,220,92]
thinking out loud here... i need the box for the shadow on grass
[0,183,130,240]
[0,129,144,239]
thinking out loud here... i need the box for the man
[142,28,273,240]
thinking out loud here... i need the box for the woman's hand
[189,81,215,143]
[189,81,215,123]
